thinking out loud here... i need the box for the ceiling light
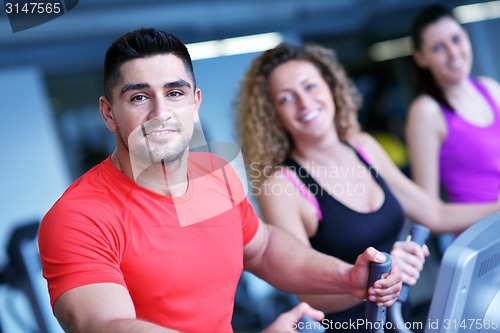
[369,36,412,62]
[187,32,283,61]
[454,1,500,24]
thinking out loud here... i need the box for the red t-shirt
[39,152,259,333]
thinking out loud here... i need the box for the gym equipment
[389,224,430,333]
[369,213,500,333]
[366,252,393,333]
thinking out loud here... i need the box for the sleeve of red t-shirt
[38,198,126,308]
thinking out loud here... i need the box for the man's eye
[168,91,183,98]
[131,95,148,102]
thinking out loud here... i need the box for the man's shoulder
[46,158,120,217]
[66,158,115,195]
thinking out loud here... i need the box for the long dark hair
[411,4,458,110]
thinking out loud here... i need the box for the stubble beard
[118,123,191,167]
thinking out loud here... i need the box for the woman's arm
[358,133,500,234]
[405,95,446,198]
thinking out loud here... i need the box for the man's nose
[149,96,173,120]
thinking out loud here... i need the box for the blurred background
[1,0,499,332]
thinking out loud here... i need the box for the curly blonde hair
[235,43,362,183]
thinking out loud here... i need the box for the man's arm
[54,283,179,333]
[244,220,402,306]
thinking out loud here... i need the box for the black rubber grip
[365,252,392,328]
[398,224,430,302]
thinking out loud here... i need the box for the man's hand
[348,247,402,307]
[262,302,324,333]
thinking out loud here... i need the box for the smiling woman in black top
[236,42,500,332]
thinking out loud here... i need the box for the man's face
[103,54,201,167]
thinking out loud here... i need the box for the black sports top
[283,146,406,332]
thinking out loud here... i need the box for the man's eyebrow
[120,83,150,96]
[119,80,192,96]
[165,80,192,89]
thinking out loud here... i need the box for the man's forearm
[69,318,180,333]
[245,224,353,296]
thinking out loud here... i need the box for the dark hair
[103,28,196,101]
[410,4,458,110]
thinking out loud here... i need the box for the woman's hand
[391,241,430,286]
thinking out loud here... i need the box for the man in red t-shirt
[38,28,402,333]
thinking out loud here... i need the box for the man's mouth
[150,129,176,136]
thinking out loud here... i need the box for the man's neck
[111,148,189,197]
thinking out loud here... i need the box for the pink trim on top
[470,78,500,118]
[354,144,372,165]
[275,168,323,221]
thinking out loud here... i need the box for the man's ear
[413,51,428,69]
[193,88,202,124]
[100,96,117,132]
